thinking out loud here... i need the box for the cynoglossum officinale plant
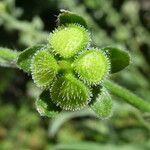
[1,10,150,119]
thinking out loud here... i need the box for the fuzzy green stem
[0,47,19,68]
[104,80,150,112]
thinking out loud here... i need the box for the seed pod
[51,73,91,111]
[90,87,113,119]
[31,50,59,88]
[73,48,110,85]
[49,24,90,58]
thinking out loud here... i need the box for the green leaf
[36,90,61,117]
[58,9,88,28]
[89,84,102,105]
[102,47,130,73]
[0,47,19,68]
[90,87,113,119]
[17,45,46,73]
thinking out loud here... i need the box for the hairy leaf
[90,87,113,119]
[36,90,61,117]
[58,9,88,28]
[17,45,46,72]
[102,47,130,73]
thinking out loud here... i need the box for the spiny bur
[49,24,90,58]
[51,73,91,111]
[73,48,110,85]
[29,22,112,115]
[31,50,59,88]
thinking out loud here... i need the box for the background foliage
[0,0,150,149]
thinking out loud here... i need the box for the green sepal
[36,90,61,117]
[102,47,130,73]
[90,87,113,119]
[17,45,46,73]
[58,9,88,28]
[89,84,102,106]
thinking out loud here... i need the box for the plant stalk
[0,47,19,68]
[104,80,150,112]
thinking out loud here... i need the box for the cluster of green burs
[17,11,130,118]
[33,23,111,117]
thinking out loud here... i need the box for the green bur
[51,74,91,111]
[49,24,90,58]
[31,50,59,88]
[73,49,110,85]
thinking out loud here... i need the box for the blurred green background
[0,0,150,150]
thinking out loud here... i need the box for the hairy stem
[0,47,19,68]
[104,80,150,112]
